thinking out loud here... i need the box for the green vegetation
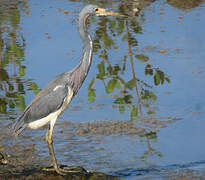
[0,0,40,114]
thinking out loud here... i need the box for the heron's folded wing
[21,84,69,123]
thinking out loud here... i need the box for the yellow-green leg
[44,118,80,175]
[45,118,66,175]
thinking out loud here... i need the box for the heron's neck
[78,14,93,73]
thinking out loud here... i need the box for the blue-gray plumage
[13,5,96,135]
[12,4,123,175]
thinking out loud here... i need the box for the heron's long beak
[96,8,124,17]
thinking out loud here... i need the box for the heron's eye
[95,8,99,12]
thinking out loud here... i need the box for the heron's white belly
[28,110,60,129]
[28,87,74,129]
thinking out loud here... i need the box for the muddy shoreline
[0,152,121,180]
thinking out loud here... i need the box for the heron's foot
[43,165,87,175]
[43,165,68,175]
[43,165,66,175]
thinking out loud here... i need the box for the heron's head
[81,4,123,18]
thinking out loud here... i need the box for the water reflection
[0,0,40,113]
[84,2,173,164]
[89,5,170,120]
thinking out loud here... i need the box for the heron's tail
[12,116,28,137]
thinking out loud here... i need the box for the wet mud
[0,152,121,180]
[2,149,205,180]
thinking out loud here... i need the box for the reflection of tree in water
[88,5,170,119]
[0,1,40,114]
[71,0,203,120]
[89,0,202,162]
[84,1,172,160]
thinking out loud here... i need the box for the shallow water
[0,0,205,179]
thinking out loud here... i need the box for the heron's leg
[45,118,66,175]
[45,118,79,175]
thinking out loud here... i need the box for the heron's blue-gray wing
[13,80,70,136]
[26,85,68,122]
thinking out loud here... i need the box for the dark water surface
[0,0,205,179]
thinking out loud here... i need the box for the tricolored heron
[13,4,123,175]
